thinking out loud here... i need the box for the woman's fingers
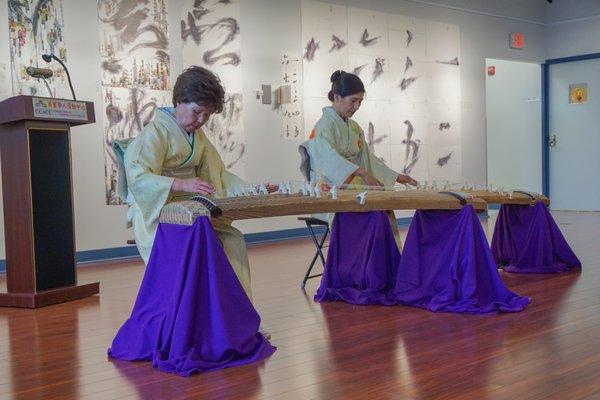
[191,179,214,194]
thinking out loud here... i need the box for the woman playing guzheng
[121,66,253,299]
[302,70,417,244]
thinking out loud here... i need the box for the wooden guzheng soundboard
[159,189,487,225]
[461,189,549,206]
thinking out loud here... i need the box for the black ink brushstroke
[329,34,346,52]
[101,58,123,73]
[439,122,451,130]
[304,37,319,61]
[359,28,380,47]
[204,94,245,169]
[403,120,414,160]
[201,18,240,66]
[155,50,170,65]
[127,87,158,135]
[181,11,241,66]
[129,24,169,53]
[437,152,453,167]
[404,56,413,73]
[371,58,385,83]
[105,104,123,127]
[367,121,387,152]
[406,30,413,47]
[192,7,210,19]
[436,57,459,66]
[99,0,149,46]
[99,0,169,75]
[401,120,421,174]
[182,13,200,42]
[353,63,367,75]
[399,77,417,91]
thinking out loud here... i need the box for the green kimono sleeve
[311,120,359,185]
[357,126,399,187]
[124,123,175,222]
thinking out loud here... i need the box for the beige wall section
[0,0,548,258]
[545,17,600,59]
[543,0,600,59]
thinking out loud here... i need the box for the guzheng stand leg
[314,211,399,305]
[298,217,329,289]
[108,217,275,376]
[392,205,530,314]
[491,203,581,273]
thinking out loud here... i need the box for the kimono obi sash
[162,165,198,203]
[162,165,196,179]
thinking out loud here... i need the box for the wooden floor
[1,211,599,400]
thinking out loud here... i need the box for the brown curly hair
[172,66,225,113]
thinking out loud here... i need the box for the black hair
[172,66,225,113]
[327,70,365,101]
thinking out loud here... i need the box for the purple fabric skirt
[491,203,581,273]
[108,217,275,376]
[315,208,530,314]
[315,211,399,305]
[392,206,530,314]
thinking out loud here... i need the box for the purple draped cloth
[315,211,399,305]
[108,217,275,376]
[392,206,530,314]
[491,202,581,274]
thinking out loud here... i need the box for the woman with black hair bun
[306,70,416,188]
[301,70,416,247]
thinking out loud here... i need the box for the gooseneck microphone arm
[42,53,76,100]
[41,78,53,98]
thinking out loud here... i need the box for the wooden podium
[0,96,99,308]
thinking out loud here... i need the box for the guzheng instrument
[159,189,487,225]
[461,189,549,206]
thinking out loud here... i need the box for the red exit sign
[510,32,525,49]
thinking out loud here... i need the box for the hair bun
[330,70,344,83]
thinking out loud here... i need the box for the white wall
[545,0,600,59]
[403,0,546,23]
[485,58,542,193]
[546,17,600,59]
[545,0,600,23]
[0,0,548,258]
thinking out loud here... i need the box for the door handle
[549,134,557,147]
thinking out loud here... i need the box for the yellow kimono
[304,106,402,246]
[122,108,252,299]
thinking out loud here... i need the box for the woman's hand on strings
[172,178,214,195]
[397,174,417,186]
[353,168,384,187]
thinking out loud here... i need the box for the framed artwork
[569,83,588,104]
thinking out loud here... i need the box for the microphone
[25,66,53,97]
[42,53,77,100]
[26,66,53,79]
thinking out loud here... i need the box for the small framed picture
[569,83,588,104]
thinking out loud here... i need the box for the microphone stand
[42,54,76,100]
[41,77,53,97]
